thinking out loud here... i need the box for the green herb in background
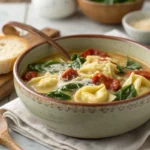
[90,0,135,4]
[47,91,71,100]
[70,54,86,69]
[115,84,137,101]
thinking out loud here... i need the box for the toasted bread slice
[0,35,28,74]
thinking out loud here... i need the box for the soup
[22,49,150,103]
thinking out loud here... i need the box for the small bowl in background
[122,11,150,44]
[32,0,78,19]
[77,0,144,24]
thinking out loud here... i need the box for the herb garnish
[28,61,66,73]
[60,83,83,91]
[47,91,71,100]
[117,56,142,73]
[115,84,137,101]
[70,54,86,69]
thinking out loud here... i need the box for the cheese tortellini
[28,73,58,93]
[74,84,116,103]
[25,49,150,103]
[79,58,118,78]
[123,73,150,96]
[82,56,111,66]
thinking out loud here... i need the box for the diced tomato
[92,73,120,91]
[127,70,150,80]
[23,71,37,81]
[61,68,78,81]
[80,49,109,58]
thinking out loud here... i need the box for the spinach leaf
[117,65,125,73]
[115,84,137,101]
[28,63,43,72]
[47,91,71,100]
[116,56,142,73]
[43,60,61,66]
[61,83,83,91]
[70,54,86,69]
[125,57,142,70]
[28,61,67,73]
[71,54,78,61]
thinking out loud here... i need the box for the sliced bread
[0,35,28,74]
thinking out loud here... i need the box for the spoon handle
[0,129,23,150]
[3,21,71,61]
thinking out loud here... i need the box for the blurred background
[0,0,30,2]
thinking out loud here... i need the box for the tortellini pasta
[82,56,111,66]
[79,60,118,78]
[123,72,150,96]
[24,49,150,103]
[74,84,116,103]
[28,73,58,93]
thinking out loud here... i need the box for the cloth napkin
[1,30,150,150]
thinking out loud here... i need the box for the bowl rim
[14,34,150,107]
[80,0,143,6]
[122,10,150,33]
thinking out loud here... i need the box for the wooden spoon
[3,21,71,61]
[0,109,23,150]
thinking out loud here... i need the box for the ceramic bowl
[77,0,144,24]
[32,0,77,19]
[14,35,150,139]
[122,11,150,44]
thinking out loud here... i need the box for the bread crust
[0,35,28,74]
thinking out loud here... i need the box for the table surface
[0,2,150,150]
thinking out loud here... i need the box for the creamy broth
[23,49,150,103]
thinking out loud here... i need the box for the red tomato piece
[127,70,150,80]
[92,73,120,91]
[80,49,109,58]
[23,71,37,81]
[61,68,78,81]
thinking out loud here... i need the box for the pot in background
[32,0,77,19]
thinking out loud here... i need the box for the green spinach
[117,65,125,74]
[115,84,137,101]
[47,91,71,100]
[125,56,141,70]
[117,56,142,73]
[70,54,86,69]
[60,83,83,91]
[28,61,66,73]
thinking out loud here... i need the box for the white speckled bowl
[122,11,150,44]
[14,35,150,139]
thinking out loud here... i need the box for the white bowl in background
[122,11,150,44]
[32,0,77,19]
